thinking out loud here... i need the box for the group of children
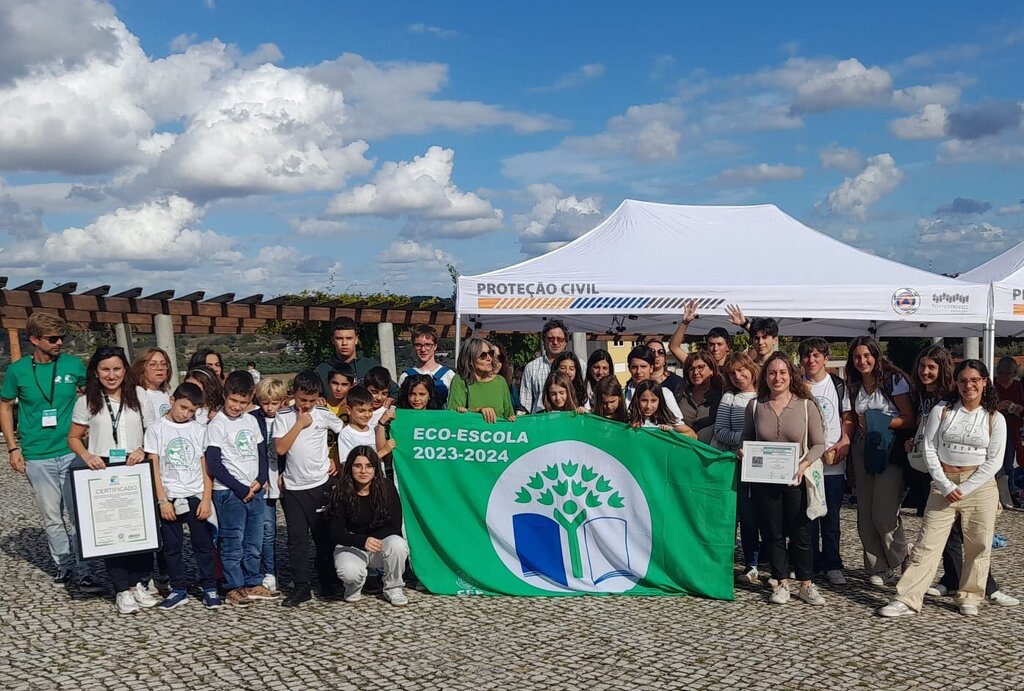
[138,362,416,612]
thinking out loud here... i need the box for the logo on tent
[485,440,652,593]
[891,288,920,315]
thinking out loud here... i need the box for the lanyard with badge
[32,355,60,428]
[103,393,127,464]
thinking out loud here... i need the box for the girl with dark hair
[132,347,173,418]
[645,338,687,401]
[329,446,409,606]
[680,350,723,444]
[742,352,826,606]
[542,371,579,413]
[627,380,695,436]
[489,342,522,412]
[397,374,441,411]
[593,376,626,422]
[188,349,225,383]
[183,366,223,426]
[448,337,516,423]
[585,349,614,409]
[880,360,1007,618]
[67,345,158,614]
[842,335,915,587]
[906,346,956,513]
[552,352,587,410]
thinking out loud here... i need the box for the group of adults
[2,306,1021,618]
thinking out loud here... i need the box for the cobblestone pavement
[1,442,1022,691]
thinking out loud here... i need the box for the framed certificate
[71,461,161,560]
[741,441,801,484]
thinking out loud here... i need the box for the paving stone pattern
[0,442,1021,690]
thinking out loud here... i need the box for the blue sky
[1,0,1023,298]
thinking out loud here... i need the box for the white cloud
[326,146,501,225]
[290,217,356,237]
[36,196,235,269]
[826,153,903,219]
[937,138,1024,164]
[378,240,452,264]
[533,63,605,92]
[0,177,44,239]
[515,184,603,256]
[890,84,960,110]
[713,163,804,185]
[889,103,949,140]
[916,218,1006,245]
[819,144,864,172]
[407,23,457,39]
[791,58,892,113]
[304,53,561,140]
[503,103,685,180]
[839,227,860,241]
[997,203,1024,216]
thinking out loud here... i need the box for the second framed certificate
[741,441,801,484]
[71,461,161,560]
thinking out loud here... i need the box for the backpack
[405,366,452,405]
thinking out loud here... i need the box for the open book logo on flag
[485,441,652,593]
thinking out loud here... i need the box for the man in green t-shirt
[0,313,101,591]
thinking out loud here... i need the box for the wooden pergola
[0,276,458,381]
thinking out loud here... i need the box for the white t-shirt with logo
[808,376,846,476]
[144,417,207,497]
[142,388,172,419]
[853,376,910,418]
[205,412,264,491]
[273,406,345,491]
[336,426,376,466]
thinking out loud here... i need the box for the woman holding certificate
[68,345,158,615]
[879,359,1006,618]
[742,352,826,606]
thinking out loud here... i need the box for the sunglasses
[477,351,494,360]
[42,334,66,344]
[96,345,126,358]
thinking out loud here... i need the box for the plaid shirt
[519,355,552,413]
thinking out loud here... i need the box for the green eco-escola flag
[391,410,737,599]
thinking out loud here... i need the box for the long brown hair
[85,346,141,415]
[132,347,172,393]
[593,376,626,422]
[756,352,812,401]
[627,379,676,426]
[543,370,579,412]
[844,336,908,410]
[911,345,954,408]
[330,446,390,527]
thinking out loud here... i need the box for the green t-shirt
[447,375,515,419]
[1,354,86,460]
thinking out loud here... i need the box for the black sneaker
[282,585,311,608]
[52,568,70,585]
[362,574,384,596]
[77,576,107,594]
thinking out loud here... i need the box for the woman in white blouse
[879,359,1005,618]
[68,345,157,614]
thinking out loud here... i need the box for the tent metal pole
[454,284,463,360]
[984,283,996,373]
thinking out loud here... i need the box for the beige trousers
[895,471,999,611]
[851,436,908,573]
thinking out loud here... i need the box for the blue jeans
[811,474,846,572]
[24,453,87,576]
[262,498,277,576]
[160,497,217,590]
[212,490,265,590]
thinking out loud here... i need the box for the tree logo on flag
[485,440,652,593]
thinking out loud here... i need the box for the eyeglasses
[413,342,436,349]
[689,364,710,373]
[477,351,494,360]
[649,348,665,355]
[146,361,169,369]
[957,377,984,387]
[42,334,66,344]
[545,336,566,344]
[96,346,125,358]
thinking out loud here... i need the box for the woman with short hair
[679,351,723,444]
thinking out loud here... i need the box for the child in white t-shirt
[336,386,395,470]
[145,383,220,610]
[251,377,289,595]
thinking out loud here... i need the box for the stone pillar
[378,322,397,382]
[154,315,179,386]
[572,332,588,358]
[963,337,980,360]
[7,328,21,361]
[114,323,134,361]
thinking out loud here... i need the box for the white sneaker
[869,570,897,586]
[146,578,160,596]
[116,590,140,614]
[769,583,791,604]
[133,582,159,608]
[878,601,915,618]
[383,588,409,606]
[741,567,759,585]
[826,569,847,585]
[798,583,826,606]
[926,584,949,597]
[960,604,979,616]
[988,590,1020,607]
[262,575,280,594]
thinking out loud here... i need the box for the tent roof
[458,200,988,337]
[959,242,1024,334]
[959,242,1024,283]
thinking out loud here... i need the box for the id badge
[41,408,58,428]
[109,449,127,464]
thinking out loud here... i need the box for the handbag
[801,399,828,520]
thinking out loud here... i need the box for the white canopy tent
[456,200,991,349]
[958,241,1024,371]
